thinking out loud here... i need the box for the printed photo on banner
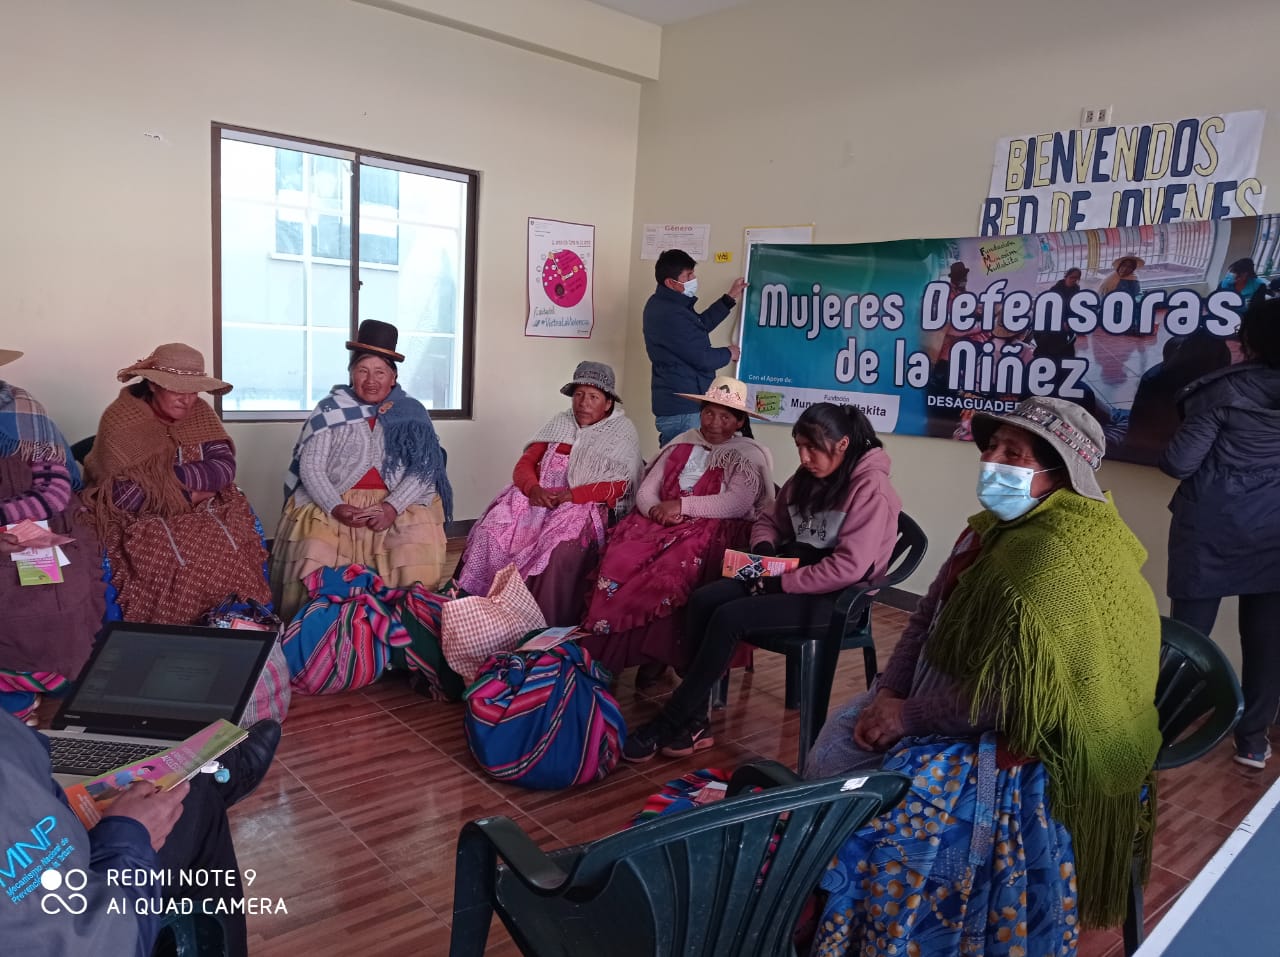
[738,215,1280,466]
[526,217,594,338]
[980,110,1267,236]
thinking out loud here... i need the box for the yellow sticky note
[714,251,733,263]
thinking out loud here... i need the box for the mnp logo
[40,868,88,915]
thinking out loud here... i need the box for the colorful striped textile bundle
[627,768,730,828]
[281,564,455,696]
[464,642,625,790]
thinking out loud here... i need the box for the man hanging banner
[737,215,1280,466]
[979,110,1266,236]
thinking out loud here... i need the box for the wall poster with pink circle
[526,217,595,338]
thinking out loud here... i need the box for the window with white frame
[214,125,477,419]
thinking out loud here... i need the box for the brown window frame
[211,122,478,421]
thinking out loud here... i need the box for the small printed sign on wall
[526,217,594,338]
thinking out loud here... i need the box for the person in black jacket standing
[643,249,746,446]
[1161,291,1280,769]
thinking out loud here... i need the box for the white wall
[622,0,1280,657]
[0,0,643,520]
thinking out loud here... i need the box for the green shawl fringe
[925,490,1161,929]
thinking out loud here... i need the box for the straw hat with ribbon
[674,375,771,421]
[116,343,232,395]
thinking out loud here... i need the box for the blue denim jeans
[655,412,701,447]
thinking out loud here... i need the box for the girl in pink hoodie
[623,403,902,762]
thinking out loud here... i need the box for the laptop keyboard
[48,737,167,776]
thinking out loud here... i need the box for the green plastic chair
[717,512,927,770]
[1122,616,1243,955]
[448,763,910,957]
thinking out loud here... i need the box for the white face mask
[679,277,699,298]
[976,461,1056,521]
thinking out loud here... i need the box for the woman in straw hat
[0,349,105,722]
[83,343,270,624]
[581,376,773,678]
[454,361,642,625]
[1097,254,1144,298]
[270,320,452,624]
[623,402,900,762]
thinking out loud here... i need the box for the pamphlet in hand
[721,548,800,582]
[3,520,72,586]
[63,719,248,829]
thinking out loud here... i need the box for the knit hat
[0,349,22,368]
[346,320,404,363]
[972,397,1105,501]
[116,343,232,396]
[560,361,621,403]
[674,376,771,421]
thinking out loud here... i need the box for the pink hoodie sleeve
[781,482,899,595]
[750,480,791,547]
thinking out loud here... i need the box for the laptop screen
[55,623,275,731]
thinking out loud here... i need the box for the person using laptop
[0,713,280,957]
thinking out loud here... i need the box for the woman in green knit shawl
[810,397,1160,957]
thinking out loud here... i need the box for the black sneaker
[661,715,715,758]
[216,720,282,808]
[623,718,671,763]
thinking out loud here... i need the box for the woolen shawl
[84,387,229,523]
[925,489,1161,929]
[527,407,643,507]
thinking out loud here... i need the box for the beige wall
[3,0,1274,657]
[622,0,1280,657]
[0,0,643,520]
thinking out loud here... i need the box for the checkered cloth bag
[441,564,546,682]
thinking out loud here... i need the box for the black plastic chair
[723,512,927,771]
[1122,616,1243,955]
[448,763,910,957]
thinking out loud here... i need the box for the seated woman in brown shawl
[0,348,104,722]
[84,343,270,624]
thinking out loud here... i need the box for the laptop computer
[45,621,277,785]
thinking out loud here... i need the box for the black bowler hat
[346,320,404,363]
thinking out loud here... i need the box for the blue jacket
[1161,362,1280,599]
[0,714,159,957]
[642,284,735,416]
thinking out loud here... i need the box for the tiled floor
[226,600,1278,956]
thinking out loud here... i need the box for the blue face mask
[679,277,699,298]
[976,461,1055,521]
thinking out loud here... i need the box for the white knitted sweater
[295,419,436,515]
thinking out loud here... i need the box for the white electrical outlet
[1080,106,1114,128]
